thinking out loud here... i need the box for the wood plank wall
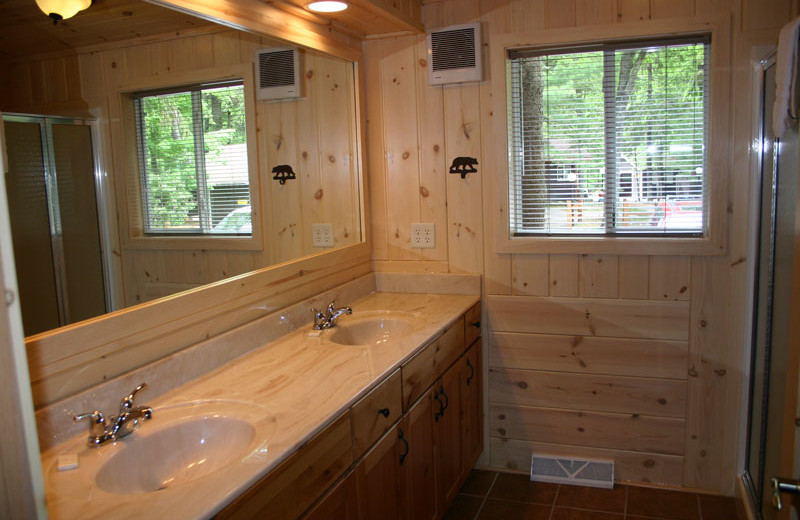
[0,27,361,308]
[364,0,798,494]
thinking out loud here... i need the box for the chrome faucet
[74,383,153,446]
[312,301,352,330]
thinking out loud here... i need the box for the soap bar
[57,454,79,471]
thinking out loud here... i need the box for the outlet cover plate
[411,223,435,248]
[312,223,334,247]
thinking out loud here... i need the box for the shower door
[745,56,800,520]
[3,115,108,336]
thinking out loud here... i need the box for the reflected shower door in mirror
[4,28,363,339]
[3,115,111,336]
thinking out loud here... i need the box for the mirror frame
[26,0,371,408]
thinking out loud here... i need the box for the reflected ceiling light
[35,0,92,25]
[307,1,348,13]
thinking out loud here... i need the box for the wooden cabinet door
[434,363,463,512]
[461,339,482,476]
[302,471,358,520]
[403,389,437,520]
[355,422,407,520]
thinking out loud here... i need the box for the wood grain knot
[328,155,336,163]
[498,414,505,420]
[714,369,727,376]
[306,70,314,79]
[314,189,323,200]
[420,186,430,197]
[402,151,410,160]
[433,144,440,152]
[498,428,506,436]
[517,381,528,389]
[643,459,656,468]
[419,59,427,67]
[700,319,708,327]
[658,398,667,405]
[302,151,308,159]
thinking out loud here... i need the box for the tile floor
[444,470,740,520]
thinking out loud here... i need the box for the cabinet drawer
[215,413,353,520]
[401,317,465,410]
[464,303,481,347]
[352,369,403,459]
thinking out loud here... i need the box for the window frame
[489,18,730,255]
[118,64,263,251]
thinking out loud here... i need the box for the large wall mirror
[0,0,368,406]
[1,3,363,338]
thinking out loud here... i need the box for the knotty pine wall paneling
[365,0,798,494]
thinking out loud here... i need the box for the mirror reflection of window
[133,80,252,236]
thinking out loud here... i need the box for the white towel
[773,17,800,138]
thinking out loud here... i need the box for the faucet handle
[120,382,148,412]
[74,410,106,437]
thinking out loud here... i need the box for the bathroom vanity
[40,289,481,520]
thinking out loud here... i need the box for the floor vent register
[530,454,614,489]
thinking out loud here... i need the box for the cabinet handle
[439,386,449,413]
[471,321,481,329]
[466,358,475,387]
[398,428,409,466]
[434,391,444,422]
[378,407,390,418]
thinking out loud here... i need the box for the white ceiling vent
[427,23,482,85]
[255,47,302,101]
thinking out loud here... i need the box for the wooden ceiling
[0,0,423,63]
[0,0,216,61]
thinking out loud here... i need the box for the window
[507,36,709,236]
[134,80,251,236]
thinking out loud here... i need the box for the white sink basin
[328,311,421,346]
[47,400,276,497]
[95,415,256,494]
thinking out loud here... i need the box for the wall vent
[255,47,302,101]
[427,23,482,85]
[530,454,614,489]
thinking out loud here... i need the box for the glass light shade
[35,0,92,20]
[307,1,348,13]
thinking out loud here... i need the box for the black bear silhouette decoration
[272,164,296,185]
[449,157,478,179]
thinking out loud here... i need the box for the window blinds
[507,36,709,236]
[134,80,251,235]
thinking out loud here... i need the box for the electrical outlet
[411,223,435,248]
[312,223,334,247]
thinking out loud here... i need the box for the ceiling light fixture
[307,1,348,13]
[35,0,92,25]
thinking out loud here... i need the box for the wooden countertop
[41,291,479,520]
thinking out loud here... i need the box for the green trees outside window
[508,36,709,235]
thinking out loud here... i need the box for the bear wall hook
[272,164,296,185]
[449,157,478,179]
